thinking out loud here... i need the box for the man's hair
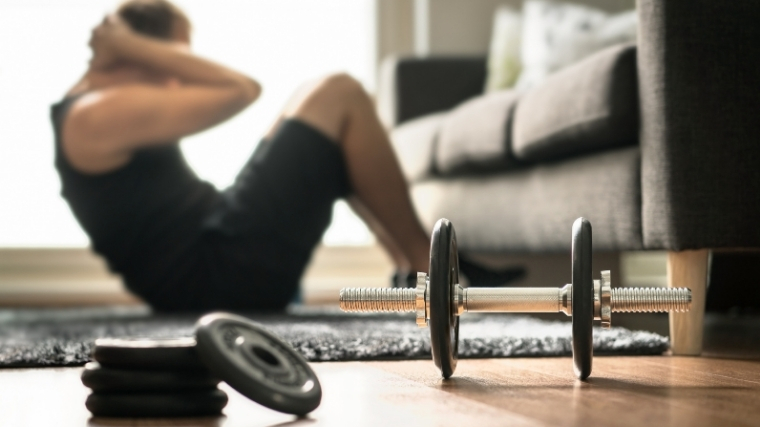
[117,0,190,40]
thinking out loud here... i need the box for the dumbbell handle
[339,283,692,320]
[464,288,567,313]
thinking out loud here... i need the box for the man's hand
[89,15,132,70]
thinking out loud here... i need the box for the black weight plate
[81,362,220,393]
[571,217,594,380]
[429,218,459,379]
[93,337,208,371]
[195,313,322,415]
[85,389,228,418]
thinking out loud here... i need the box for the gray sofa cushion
[512,43,638,162]
[390,112,446,183]
[410,146,642,252]
[435,90,522,175]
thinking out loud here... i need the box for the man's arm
[64,16,260,158]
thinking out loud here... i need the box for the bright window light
[0,0,375,247]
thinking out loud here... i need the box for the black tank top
[51,95,220,299]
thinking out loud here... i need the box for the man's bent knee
[317,73,365,99]
[277,73,367,143]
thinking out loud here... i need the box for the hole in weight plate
[251,345,280,367]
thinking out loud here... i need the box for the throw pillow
[484,6,523,92]
[515,0,637,90]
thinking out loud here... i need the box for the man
[53,0,515,311]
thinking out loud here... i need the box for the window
[0,0,375,248]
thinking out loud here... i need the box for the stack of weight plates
[82,312,322,418]
[83,337,228,418]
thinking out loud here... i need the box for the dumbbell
[339,217,692,380]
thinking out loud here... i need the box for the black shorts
[151,119,350,311]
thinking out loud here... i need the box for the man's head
[86,0,190,85]
[117,0,191,44]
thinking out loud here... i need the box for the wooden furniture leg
[667,250,710,355]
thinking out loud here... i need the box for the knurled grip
[464,288,560,313]
[611,287,691,313]
[339,288,416,312]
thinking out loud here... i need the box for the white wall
[378,0,636,59]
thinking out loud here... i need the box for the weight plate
[194,313,322,415]
[571,217,594,380]
[429,218,460,379]
[81,362,220,393]
[85,389,228,418]
[92,337,207,371]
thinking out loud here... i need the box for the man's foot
[458,257,525,287]
[390,271,417,288]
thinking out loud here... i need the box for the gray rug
[0,306,668,368]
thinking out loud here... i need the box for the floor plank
[2,314,759,426]
[2,355,759,427]
[0,363,536,427]
[371,357,760,427]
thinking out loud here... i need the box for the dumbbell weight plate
[85,389,228,418]
[195,313,322,415]
[92,337,207,371]
[429,218,460,379]
[81,362,220,393]
[571,217,593,380]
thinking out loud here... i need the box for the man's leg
[268,73,430,273]
[346,196,414,272]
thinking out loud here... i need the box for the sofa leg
[667,250,710,355]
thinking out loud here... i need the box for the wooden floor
[1,316,759,427]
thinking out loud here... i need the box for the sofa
[378,0,760,355]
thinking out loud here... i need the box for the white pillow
[515,0,637,91]
[484,6,522,92]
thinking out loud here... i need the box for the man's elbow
[240,78,262,104]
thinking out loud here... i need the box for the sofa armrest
[638,0,760,250]
[377,56,487,128]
